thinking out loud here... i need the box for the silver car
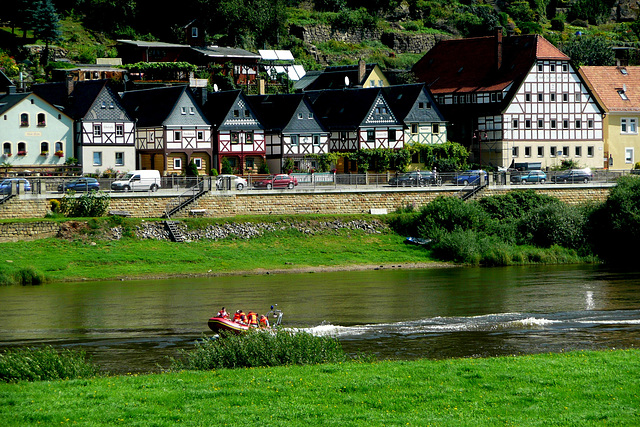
[216,174,248,191]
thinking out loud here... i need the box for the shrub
[221,157,233,174]
[59,191,111,217]
[551,17,565,31]
[170,330,352,370]
[0,346,99,382]
[417,196,487,238]
[518,203,587,249]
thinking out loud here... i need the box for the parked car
[455,170,488,186]
[510,170,547,184]
[389,171,440,187]
[216,174,248,191]
[551,169,593,184]
[0,178,31,195]
[253,174,298,190]
[58,177,100,192]
[111,170,161,192]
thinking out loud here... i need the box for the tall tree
[27,0,61,66]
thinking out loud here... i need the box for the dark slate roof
[249,93,309,131]
[0,93,30,115]
[307,88,383,130]
[381,84,444,123]
[0,70,14,93]
[296,64,378,91]
[201,90,242,130]
[121,86,187,127]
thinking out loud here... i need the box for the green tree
[561,36,615,66]
[27,0,61,66]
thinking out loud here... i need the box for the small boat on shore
[208,305,283,335]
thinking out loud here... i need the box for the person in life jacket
[216,307,229,319]
[259,315,270,328]
[233,310,247,324]
[247,311,258,328]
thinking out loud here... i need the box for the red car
[253,174,298,190]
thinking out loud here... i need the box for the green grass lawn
[1,350,638,426]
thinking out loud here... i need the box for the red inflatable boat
[208,305,283,335]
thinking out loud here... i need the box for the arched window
[17,142,27,155]
[20,113,28,127]
[37,113,46,127]
[55,141,63,152]
[40,142,49,155]
[2,142,10,156]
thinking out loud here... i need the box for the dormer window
[618,89,629,100]
[181,107,187,115]
[620,67,628,75]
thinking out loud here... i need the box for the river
[0,265,638,374]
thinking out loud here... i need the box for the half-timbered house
[413,32,604,169]
[250,93,329,173]
[202,90,265,174]
[33,80,136,174]
[121,86,211,175]
[308,88,404,173]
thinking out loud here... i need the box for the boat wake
[299,309,640,340]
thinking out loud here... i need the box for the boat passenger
[259,315,270,328]
[247,311,258,328]
[234,310,247,324]
[217,307,229,319]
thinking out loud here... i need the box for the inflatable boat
[208,305,283,335]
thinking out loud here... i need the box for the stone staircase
[163,219,185,243]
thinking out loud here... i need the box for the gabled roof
[117,39,187,48]
[190,46,261,59]
[580,66,640,113]
[381,83,444,123]
[250,93,324,133]
[0,70,14,93]
[296,63,380,91]
[0,93,31,115]
[308,88,388,130]
[413,34,569,95]
[121,85,188,126]
[201,90,263,131]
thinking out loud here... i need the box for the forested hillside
[1,0,640,83]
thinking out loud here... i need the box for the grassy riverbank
[0,216,446,283]
[1,350,638,426]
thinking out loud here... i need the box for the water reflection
[0,265,639,373]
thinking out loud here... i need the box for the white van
[111,170,161,192]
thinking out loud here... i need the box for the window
[626,147,634,164]
[233,110,239,117]
[550,93,556,102]
[525,146,531,157]
[551,119,557,129]
[189,107,195,115]
[563,120,569,129]
[192,27,198,37]
[197,131,204,141]
[621,118,638,134]
[411,124,418,134]
[525,119,531,129]
[244,110,250,118]
[245,132,254,144]
[115,152,124,166]
[181,107,186,115]
[432,124,440,134]
[538,64,543,72]
[93,152,102,166]
[370,80,376,87]
[537,146,544,157]
[231,132,239,144]
[575,146,582,157]
[174,158,182,170]
[563,93,568,102]
[20,113,28,127]
[418,102,424,109]
[588,120,593,128]
[340,131,347,141]
[3,142,11,155]
[291,135,299,146]
[525,93,531,102]
[40,142,49,154]
[313,134,320,146]
[587,146,594,157]
[378,80,383,87]
[550,146,557,157]
[308,112,313,119]
[37,113,45,127]
[618,90,629,100]
[575,92,581,102]
[367,130,374,142]
[94,125,101,136]
[563,146,569,156]
[193,158,202,169]
[512,146,519,157]
[576,120,581,129]
[246,158,254,169]
[174,131,181,141]
[55,141,63,152]
[513,119,519,128]
[116,124,124,136]
[101,102,106,109]
[550,64,556,72]
[562,64,568,72]
[538,119,543,128]
[297,113,303,119]
[18,142,26,155]
[538,93,543,102]
[388,129,396,142]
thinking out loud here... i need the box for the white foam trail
[511,317,560,327]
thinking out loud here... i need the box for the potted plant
[17,150,27,156]
[40,151,49,156]
[2,153,10,157]
[54,150,64,157]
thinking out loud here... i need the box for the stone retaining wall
[0,221,60,242]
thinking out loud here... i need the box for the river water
[0,265,638,374]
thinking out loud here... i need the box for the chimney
[66,74,75,96]
[358,59,366,85]
[495,28,503,71]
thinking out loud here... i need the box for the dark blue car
[455,170,488,186]
[0,178,31,194]
[58,177,100,192]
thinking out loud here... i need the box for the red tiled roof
[580,66,640,113]
[412,34,569,95]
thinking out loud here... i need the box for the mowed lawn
[1,350,638,426]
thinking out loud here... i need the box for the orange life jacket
[234,311,246,323]
[259,315,269,328]
[247,311,258,326]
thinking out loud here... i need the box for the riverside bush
[0,346,99,382]
[518,203,587,249]
[0,266,45,286]
[171,330,353,370]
